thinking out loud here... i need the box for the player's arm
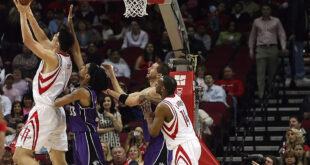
[55,88,89,107]
[18,7,58,68]
[26,6,53,49]
[67,5,84,70]
[102,63,125,94]
[144,103,170,137]
[107,87,159,107]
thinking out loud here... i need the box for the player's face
[155,79,164,95]
[79,63,91,80]
[147,63,159,80]
[102,96,112,110]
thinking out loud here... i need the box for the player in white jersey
[12,1,74,165]
[142,75,201,165]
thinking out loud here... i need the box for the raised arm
[26,6,53,49]
[15,1,58,69]
[102,63,125,94]
[67,5,84,70]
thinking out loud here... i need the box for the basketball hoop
[123,0,148,17]
[123,0,167,17]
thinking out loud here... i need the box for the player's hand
[141,101,153,118]
[138,94,149,105]
[67,5,73,27]
[101,63,114,78]
[13,0,30,13]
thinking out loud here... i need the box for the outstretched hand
[67,4,73,28]
[13,0,30,13]
[101,63,114,78]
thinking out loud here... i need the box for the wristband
[0,121,6,132]
[119,94,129,104]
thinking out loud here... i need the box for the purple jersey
[68,86,98,133]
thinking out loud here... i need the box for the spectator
[249,3,287,100]
[217,2,230,31]
[87,42,102,65]
[21,93,34,116]
[156,31,172,60]
[12,45,39,79]
[194,24,212,52]
[280,128,310,155]
[200,74,228,107]
[187,25,207,56]
[281,150,298,165]
[208,5,219,32]
[230,2,251,31]
[101,141,113,164]
[0,86,12,119]
[101,19,114,44]
[47,0,70,11]
[216,66,244,98]
[109,18,130,41]
[216,21,242,48]
[103,49,131,78]
[110,147,138,165]
[97,95,123,148]
[12,68,28,96]
[239,0,260,18]
[76,20,98,48]
[180,4,194,25]
[294,143,309,165]
[48,9,67,35]
[286,0,310,86]
[128,145,143,165]
[7,101,23,128]
[122,21,149,49]
[195,65,207,91]
[3,74,21,103]
[32,10,47,29]
[75,1,99,25]
[124,126,147,158]
[281,115,310,146]
[134,43,160,71]
[5,122,23,154]
[252,155,280,165]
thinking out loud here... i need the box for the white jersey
[161,94,198,150]
[33,52,72,106]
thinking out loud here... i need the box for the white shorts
[16,104,68,152]
[171,139,201,165]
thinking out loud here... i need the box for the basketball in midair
[19,0,33,6]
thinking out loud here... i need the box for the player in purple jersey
[54,5,109,165]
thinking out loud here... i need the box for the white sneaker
[296,77,310,86]
[285,78,291,87]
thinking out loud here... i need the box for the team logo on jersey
[174,75,186,86]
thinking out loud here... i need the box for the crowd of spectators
[0,0,310,164]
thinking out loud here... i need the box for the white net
[123,0,148,17]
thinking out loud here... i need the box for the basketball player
[143,75,201,165]
[12,1,74,165]
[53,5,108,165]
[103,62,171,165]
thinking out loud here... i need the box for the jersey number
[180,110,190,127]
[69,106,76,116]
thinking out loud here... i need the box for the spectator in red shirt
[216,66,244,126]
[216,66,244,98]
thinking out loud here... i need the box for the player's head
[52,27,74,53]
[79,63,109,94]
[156,75,177,97]
[147,61,170,81]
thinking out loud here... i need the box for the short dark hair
[157,62,170,76]
[162,75,177,96]
[265,155,280,165]
[289,114,303,123]
[88,63,110,94]
[58,27,74,52]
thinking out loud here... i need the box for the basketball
[19,0,32,5]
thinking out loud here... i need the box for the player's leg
[13,147,38,165]
[49,149,67,165]
[171,139,201,165]
[89,132,106,164]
